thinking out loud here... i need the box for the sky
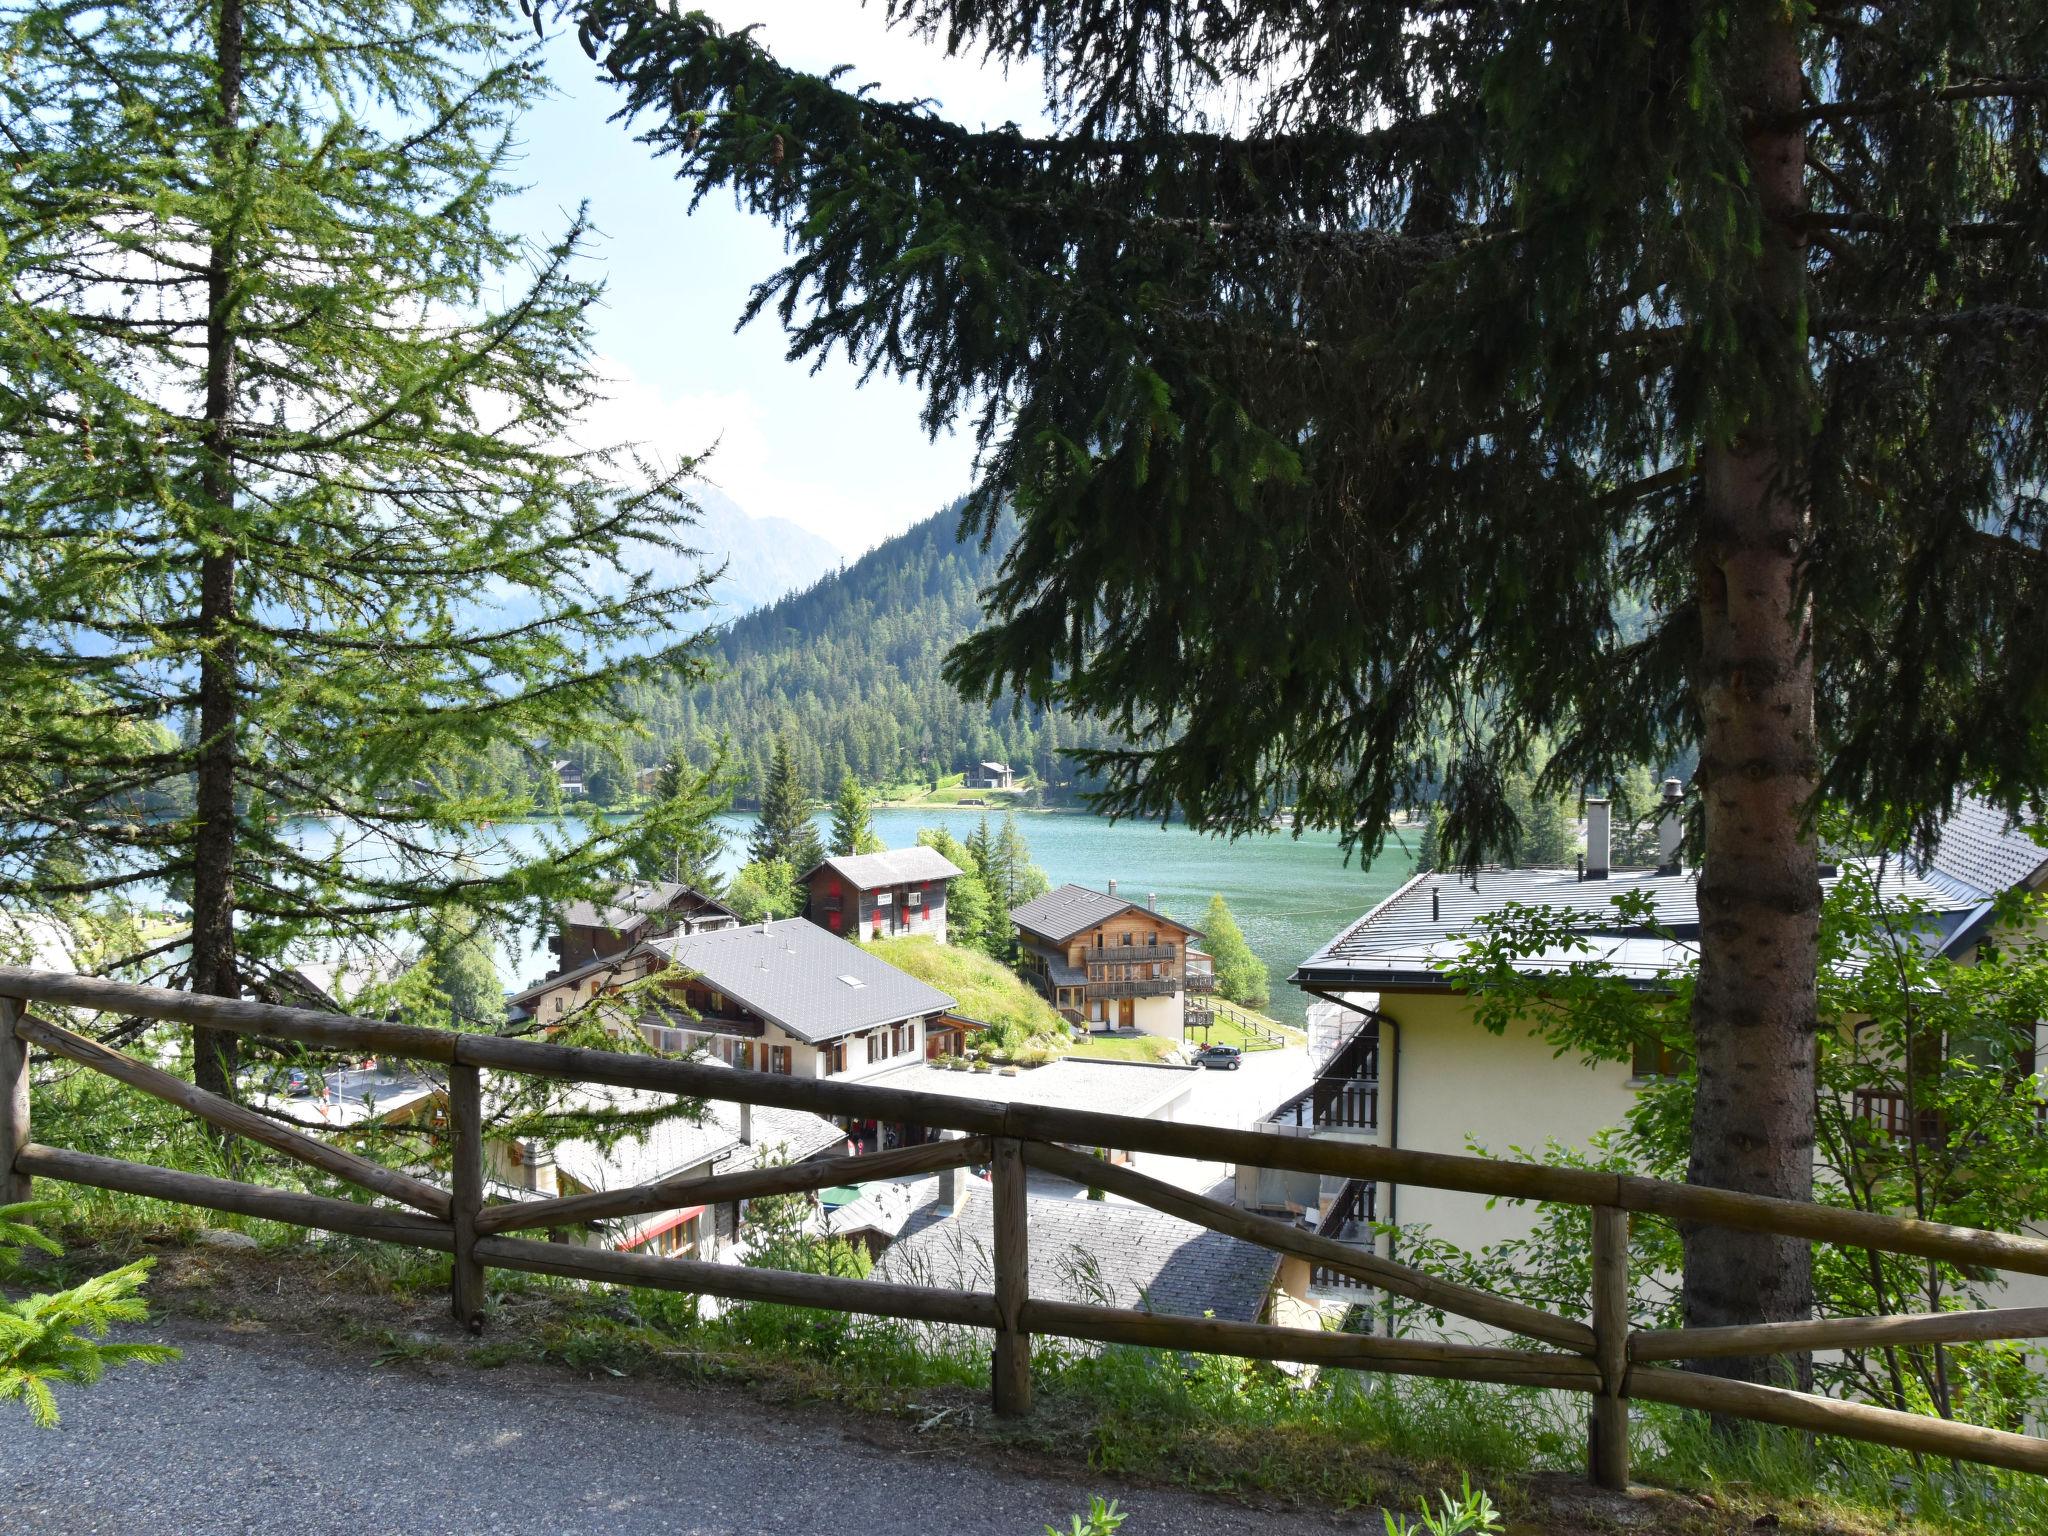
[504,5,1050,555]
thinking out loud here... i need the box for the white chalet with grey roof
[1261,786,2048,1311]
[507,918,957,1083]
[801,845,964,943]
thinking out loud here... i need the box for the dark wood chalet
[801,847,964,944]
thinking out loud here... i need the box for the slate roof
[876,1182,1280,1324]
[1010,883,1201,944]
[653,918,954,1044]
[868,1057,1198,1120]
[561,881,734,933]
[802,846,964,891]
[1294,858,1971,991]
[1924,796,2048,901]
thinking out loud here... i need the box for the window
[1631,1041,1690,1081]
[769,1045,792,1075]
[552,996,564,1014]
[825,1041,847,1075]
[1854,1089,1947,1145]
[908,890,922,908]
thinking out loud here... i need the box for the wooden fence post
[449,1062,484,1333]
[991,1135,1032,1415]
[1589,1204,1631,1490]
[1,998,27,1205]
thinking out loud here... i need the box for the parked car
[1193,1044,1242,1071]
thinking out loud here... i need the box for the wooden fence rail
[4,965,2048,1486]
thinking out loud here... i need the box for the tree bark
[1684,10,1818,1390]
[190,0,245,1102]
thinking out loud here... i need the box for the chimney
[1107,878,1117,897]
[1657,778,1684,871]
[1147,892,1157,911]
[1585,797,1612,880]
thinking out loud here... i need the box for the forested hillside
[630,504,1115,802]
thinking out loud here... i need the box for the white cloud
[577,359,977,554]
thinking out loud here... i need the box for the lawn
[859,935,1064,1040]
[1066,1033,1177,1063]
[1188,1013,1302,1052]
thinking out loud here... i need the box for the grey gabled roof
[1924,795,2048,902]
[561,881,735,932]
[1294,858,1972,991]
[801,846,964,891]
[1010,883,1201,944]
[876,1184,1279,1323]
[653,918,954,1044]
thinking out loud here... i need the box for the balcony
[1310,1178,1377,1292]
[1084,977,1179,1001]
[1184,970,1215,994]
[1091,941,1179,964]
[1267,1026,1379,1132]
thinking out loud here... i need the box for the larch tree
[0,0,716,1099]
[571,0,2048,1379]
[1199,894,1268,1012]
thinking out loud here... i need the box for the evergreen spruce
[635,744,733,892]
[829,775,882,857]
[750,737,823,873]
[1199,894,1269,1011]
[576,0,2048,1364]
[0,0,713,1100]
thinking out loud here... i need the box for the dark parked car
[1193,1044,1242,1071]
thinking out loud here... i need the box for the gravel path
[2,1317,1372,1536]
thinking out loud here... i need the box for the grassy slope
[860,935,1064,1038]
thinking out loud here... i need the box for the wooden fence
[5,964,2048,1489]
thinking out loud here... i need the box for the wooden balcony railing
[6,965,2048,1491]
[1091,942,1178,964]
[1311,1178,1376,1292]
[1084,977,1179,1001]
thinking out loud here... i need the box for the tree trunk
[190,0,246,1102]
[1684,12,1818,1389]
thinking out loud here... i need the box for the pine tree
[829,774,881,857]
[0,0,713,1101]
[993,813,1050,911]
[635,743,733,891]
[573,0,2048,1367]
[410,907,506,1033]
[1200,894,1269,1011]
[750,737,823,873]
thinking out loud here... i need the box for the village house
[509,916,957,1086]
[549,880,739,973]
[800,845,963,943]
[1009,882,1210,1036]
[1265,786,2048,1313]
[964,760,1014,790]
[486,1077,848,1259]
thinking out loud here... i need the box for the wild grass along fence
[5,965,2048,1490]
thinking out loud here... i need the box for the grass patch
[860,935,1066,1042]
[1067,1034,1177,1063]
